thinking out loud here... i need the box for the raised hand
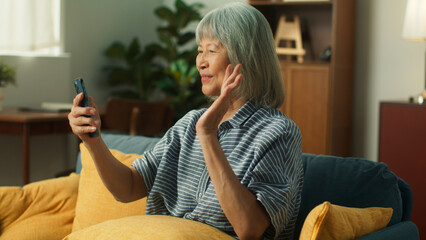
[196,64,243,136]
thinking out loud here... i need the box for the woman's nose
[197,56,208,70]
[200,63,207,69]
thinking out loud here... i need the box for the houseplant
[148,0,206,120]
[103,0,206,121]
[103,37,163,100]
[0,58,17,111]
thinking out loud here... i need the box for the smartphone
[73,78,99,137]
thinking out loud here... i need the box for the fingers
[72,93,83,106]
[224,64,242,86]
[69,94,101,139]
[221,64,242,97]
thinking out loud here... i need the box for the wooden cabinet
[279,62,330,154]
[379,102,426,239]
[250,0,355,156]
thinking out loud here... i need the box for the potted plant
[148,0,206,120]
[0,58,17,111]
[158,58,205,120]
[102,0,206,122]
[103,37,163,100]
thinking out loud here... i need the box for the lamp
[402,0,426,104]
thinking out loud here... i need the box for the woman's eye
[198,50,203,53]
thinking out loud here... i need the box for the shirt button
[198,193,203,198]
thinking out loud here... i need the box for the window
[0,0,61,55]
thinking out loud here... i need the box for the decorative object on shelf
[319,46,332,62]
[251,0,356,156]
[0,58,17,111]
[275,15,306,63]
[402,0,426,104]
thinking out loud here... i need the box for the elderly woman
[69,2,302,240]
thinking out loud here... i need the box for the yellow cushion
[65,215,234,240]
[0,173,79,240]
[299,201,393,240]
[72,144,147,232]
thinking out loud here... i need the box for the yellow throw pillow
[65,215,234,240]
[299,201,393,240]
[0,173,79,240]
[72,144,147,232]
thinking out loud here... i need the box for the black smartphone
[73,78,99,137]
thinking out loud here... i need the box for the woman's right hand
[68,93,101,144]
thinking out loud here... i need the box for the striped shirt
[132,101,303,239]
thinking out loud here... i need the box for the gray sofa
[75,133,419,240]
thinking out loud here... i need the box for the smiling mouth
[200,75,212,83]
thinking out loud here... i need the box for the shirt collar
[226,101,258,128]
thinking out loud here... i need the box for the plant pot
[0,86,5,111]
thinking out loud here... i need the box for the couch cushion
[0,173,79,240]
[65,215,234,240]
[299,201,393,240]
[295,154,403,237]
[76,133,160,174]
[72,144,147,232]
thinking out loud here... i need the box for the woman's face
[196,37,231,97]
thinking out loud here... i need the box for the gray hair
[196,2,284,108]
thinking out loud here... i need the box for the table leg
[22,123,30,185]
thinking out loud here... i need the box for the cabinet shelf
[251,0,355,156]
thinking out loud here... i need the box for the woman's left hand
[196,64,243,136]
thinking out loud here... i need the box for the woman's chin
[201,87,220,98]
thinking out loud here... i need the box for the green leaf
[188,65,199,84]
[127,38,141,62]
[158,26,178,38]
[107,69,134,86]
[175,0,187,14]
[179,49,198,64]
[146,43,169,60]
[155,7,174,24]
[176,59,189,74]
[177,32,195,45]
[104,42,127,61]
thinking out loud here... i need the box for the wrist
[196,128,217,138]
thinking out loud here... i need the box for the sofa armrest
[0,173,79,240]
[357,221,420,240]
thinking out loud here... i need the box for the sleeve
[247,121,303,239]
[130,109,202,193]
[132,122,176,192]
[131,134,168,193]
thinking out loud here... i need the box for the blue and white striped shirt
[132,101,303,239]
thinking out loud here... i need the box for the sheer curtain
[0,0,61,54]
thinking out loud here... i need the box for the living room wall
[0,0,424,185]
[353,0,426,161]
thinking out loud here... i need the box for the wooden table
[0,108,71,184]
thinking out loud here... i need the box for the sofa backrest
[75,133,160,174]
[75,134,413,238]
[294,153,412,238]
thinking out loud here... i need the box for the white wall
[64,0,163,103]
[353,0,426,161]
